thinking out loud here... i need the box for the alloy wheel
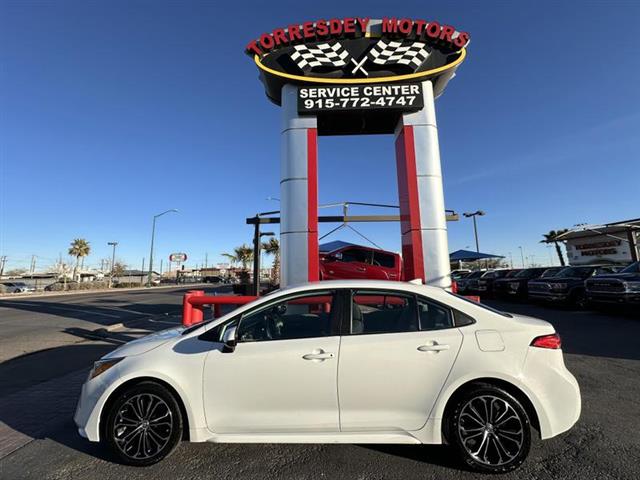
[457,394,525,467]
[112,393,173,460]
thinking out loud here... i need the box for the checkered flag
[367,39,430,68]
[290,42,351,71]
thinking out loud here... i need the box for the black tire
[570,289,588,309]
[447,384,531,474]
[105,381,183,466]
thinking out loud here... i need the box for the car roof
[276,279,452,302]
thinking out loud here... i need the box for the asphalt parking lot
[0,290,639,480]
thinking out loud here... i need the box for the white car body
[75,280,580,450]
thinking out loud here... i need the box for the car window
[341,248,371,264]
[372,251,396,268]
[620,262,640,273]
[417,297,453,330]
[237,291,335,342]
[351,291,418,334]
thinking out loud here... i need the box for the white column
[395,80,451,288]
[280,84,318,287]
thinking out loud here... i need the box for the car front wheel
[447,384,531,473]
[105,381,183,466]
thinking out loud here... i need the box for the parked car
[585,261,640,306]
[456,270,492,294]
[203,275,226,284]
[494,268,550,299]
[470,269,516,297]
[528,265,621,307]
[75,279,580,473]
[1,281,35,293]
[319,244,402,281]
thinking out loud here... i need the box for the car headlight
[550,282,568,290]
[89,357,124,380]
[625,281,640,292]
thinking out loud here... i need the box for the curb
[0,283,212,301]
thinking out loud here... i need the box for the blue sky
[1,0,639,272]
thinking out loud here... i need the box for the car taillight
[530,333,562,349]
[451,280,458,293]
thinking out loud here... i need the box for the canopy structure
[449,249,504,262]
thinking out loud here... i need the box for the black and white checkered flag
[367,39,430,68]
[290,42,351,71]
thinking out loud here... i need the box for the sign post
[246,17,470,288]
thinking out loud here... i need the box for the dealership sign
[246,17,470,106]
[169,253,187,263]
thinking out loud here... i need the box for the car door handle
[302,349,335,361]
[417,343,450,353]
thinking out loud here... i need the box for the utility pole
[0,256,7,277]
[519,246,525,268]
[30,255,36,274]
[107,242,118,288]
[160,259,163,275]
[463,210,486,252]
[205,252,208,269]
[148,209,178,287]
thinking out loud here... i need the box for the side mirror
[221,325,237,353]
[332,252,343,261]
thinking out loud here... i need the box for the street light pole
[107,242,118,288]
[519,246,525,268]
[148,209,178,287]
[463,210,486,253]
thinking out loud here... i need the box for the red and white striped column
[280,85,319,287]
[395,81,451,288]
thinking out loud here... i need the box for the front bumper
[74,366,121,442]
[529,291,569,302]
[586,291,640,304]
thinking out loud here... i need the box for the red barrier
[182,294,258,327]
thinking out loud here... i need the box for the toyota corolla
[74,280,580,473]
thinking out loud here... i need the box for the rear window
[373,251,396,269]
[447,292,513,318]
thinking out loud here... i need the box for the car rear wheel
[447,385,531,473]
[105,382,183,466]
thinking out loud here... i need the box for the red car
[319,242,402,281]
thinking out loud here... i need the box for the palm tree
[233,244,254,271]
[540,229,569,266]
[220,252,237,268]
[262,237,280,284]
[68,238,91,281]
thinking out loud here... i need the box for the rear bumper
[523,348,581,439]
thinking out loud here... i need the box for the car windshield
[620,261,640,273]
[555,266,593,278]
[447,292,513,318]
[541,268,563,278]
[514,269,542,279]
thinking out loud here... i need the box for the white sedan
[74,280,581,473]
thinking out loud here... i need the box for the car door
[338,289,463,432]
[324,248,372,279]
[202,290,342,434]
[370,251,400,280]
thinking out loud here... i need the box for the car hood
[103,327,184,359]
[589,273,640,281]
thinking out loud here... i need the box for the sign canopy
[245,17,470,106]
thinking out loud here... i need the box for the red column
[307,128,319,282]
[395,125,426,281]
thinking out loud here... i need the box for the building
[557,218,640,266]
